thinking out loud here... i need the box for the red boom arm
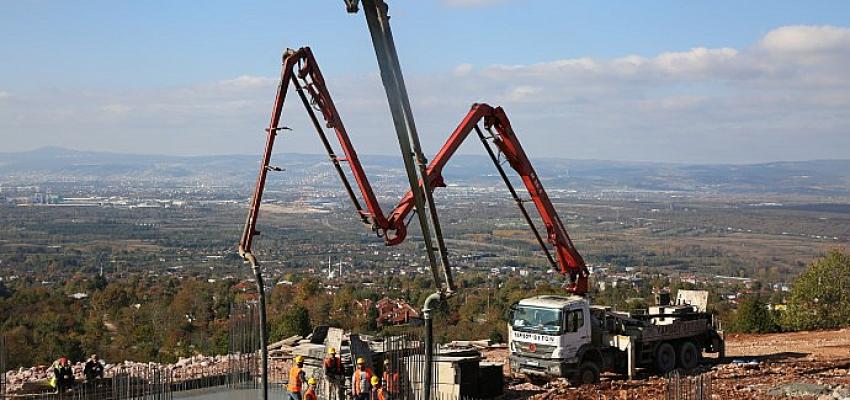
[385,104,589,294]
[240,47,589,294]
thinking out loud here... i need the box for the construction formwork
[9,364,173,400]
[227,302,261,390]
[279,330,501,400]
[665,369,712,400]
[1,334,6,400]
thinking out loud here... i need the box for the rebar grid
[665,369,712,400]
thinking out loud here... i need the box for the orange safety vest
[305,387,317,400]
[352,368,372,395]
[288,366,304,393]
[371,387,386,400]
[324,356,342,373]
[383,370,399,393]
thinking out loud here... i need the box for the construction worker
[382,359,399,399]
[304,377,318,400]
[351,357,372,400]
[370,376,386,400]
[84,354,104,382]
[288,355,307,400]
[324,347,345,400]
[51,357,74,392]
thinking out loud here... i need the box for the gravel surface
[488,328,850,399]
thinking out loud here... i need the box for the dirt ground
[725,328,850,359]
[487,328,850,399]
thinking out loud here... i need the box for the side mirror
[507,303,518,321]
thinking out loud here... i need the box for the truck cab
[509,293,725,384]
[508,295,597,381]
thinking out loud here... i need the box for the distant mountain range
[2,146,850,195]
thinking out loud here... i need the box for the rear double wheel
[654,342,676,373]
[677,341,700,370]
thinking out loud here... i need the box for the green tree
[489,327,505,344]
[271,305,312,341]
[783,249,850,331]
[733,296,778,333]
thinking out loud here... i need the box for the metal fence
[665,369,712,400]
[8,364,173,400]
[112,365,173,400]
[380,334,430,400]
[226,302,260,390]
[1,334,6,400]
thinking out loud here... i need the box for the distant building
[375,297,420,326]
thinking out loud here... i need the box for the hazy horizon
[2,2,850,163]
[5,145,850,166]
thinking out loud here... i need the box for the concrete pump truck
[238,1,725,389]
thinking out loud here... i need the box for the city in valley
[3,2,850,399]
[1,148,849,399]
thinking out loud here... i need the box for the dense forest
[2,250,848,369]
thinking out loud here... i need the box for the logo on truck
[512,331,558,344]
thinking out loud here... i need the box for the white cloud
[505,85,542,101]
[101,104,131,116]
[214,75,277,90]
[2,25,849,163]
[453,63,473,76]
[758,25,850,54]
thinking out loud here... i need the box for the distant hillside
[2,146,850,195]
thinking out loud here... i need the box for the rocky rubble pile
[4,354,237,395]
[494,354,850,399]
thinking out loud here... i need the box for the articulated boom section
[239,47,390,258]
[239,47,589,294]
[388,104,589,294]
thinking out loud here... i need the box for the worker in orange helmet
[382,359,399,399]
[324,347,345,400]
[370,376,386,400]
[287,355,307,400]
[351,357,372,400]
[304,377,318,400]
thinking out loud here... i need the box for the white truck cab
[509,293,724,384]
[508,295,596,380]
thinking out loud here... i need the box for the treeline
[0,276,234,369]
[0,267,590,370]
[3,249,847,370]
[731,249,850,333]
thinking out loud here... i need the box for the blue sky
[2,1,849,163]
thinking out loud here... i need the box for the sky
[1,0,849,164]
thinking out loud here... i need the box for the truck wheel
[678,341,699,370]
[571,361,600,386]
[654,342,676,373]
[527,375,549,387]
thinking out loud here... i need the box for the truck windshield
[511,306,563,335]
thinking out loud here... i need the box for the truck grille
[515,341,556,356]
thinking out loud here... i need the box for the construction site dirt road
[488,328,850,399]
